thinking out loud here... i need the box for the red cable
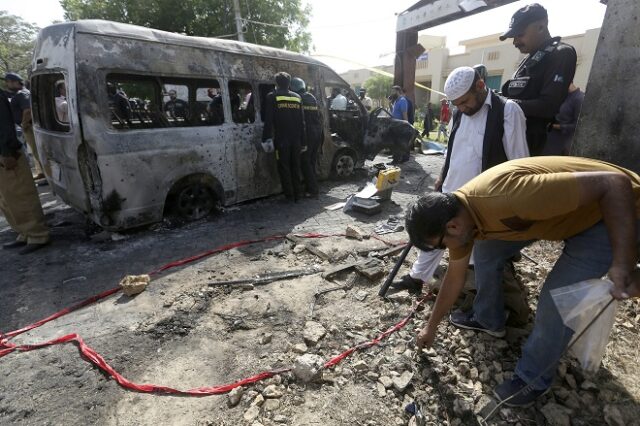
[0,296,431,395]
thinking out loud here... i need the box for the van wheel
[331,150,356,179]
[174,182,217,220]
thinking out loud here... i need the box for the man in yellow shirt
[406,156,640,406]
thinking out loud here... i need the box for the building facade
[340,28,600,108]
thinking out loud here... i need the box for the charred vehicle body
[30,21,416,230]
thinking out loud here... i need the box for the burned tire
[331,150,356,179]
[167,177,220,221]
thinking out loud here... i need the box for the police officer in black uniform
[290,77,321,198]
[262,72,306,202]
[500,3,577,156]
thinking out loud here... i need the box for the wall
[572,0,640,172]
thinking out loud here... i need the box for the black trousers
[275,138,302,200]
[300,135,321,196]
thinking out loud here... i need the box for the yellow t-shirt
[450,156,640,260]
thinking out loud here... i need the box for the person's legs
[0,153,49,245]
[23,126,44,177]
[514,221,615,390]
[300,140,318,196]
[470,239,533,331]
[275,140,294,200]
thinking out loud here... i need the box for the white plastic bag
[261,138,275,153]
[550,279,618,372]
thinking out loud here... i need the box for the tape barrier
[0,231,415,397]
[0,295,431,396]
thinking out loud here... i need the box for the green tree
[60,0,312,52]
[363,73,393,108]
[0,11,39,79]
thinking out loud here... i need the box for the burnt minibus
[30,20,416,230]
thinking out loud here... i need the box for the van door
[230,80,280,202]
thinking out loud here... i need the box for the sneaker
[449,310,506,338]
[18,241,50,255]
[3,240,26,249]
[493,375,550,407]
[389,274,423,295]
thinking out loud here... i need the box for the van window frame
[31,72,72,134]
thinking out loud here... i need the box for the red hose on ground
[0,296,430,395]
[0,231,416,396]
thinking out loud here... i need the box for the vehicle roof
[44,20,329,68]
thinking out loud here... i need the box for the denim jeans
[472,221,624,390]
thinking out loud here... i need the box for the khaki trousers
[22,125,43,176]
[0,153,50,244]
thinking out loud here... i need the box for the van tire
[167,176,220,221]
[331,150,357,179]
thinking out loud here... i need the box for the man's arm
[416,252,471,349]
[573,172,638,299]
[515,47,577,120]
[502,101,530,159]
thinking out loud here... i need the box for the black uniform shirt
[502,37,577,154]
[502,37,577,119]
[262,89,306,146]
[9,88,30,125]
[300,92,321,143]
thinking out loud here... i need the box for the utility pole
[233,0,245,42]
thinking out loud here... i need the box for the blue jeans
[472,221,620,390]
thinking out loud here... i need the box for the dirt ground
[1,153,639,426]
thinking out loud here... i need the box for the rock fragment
[303,321,326,346]
[293,354,324,383]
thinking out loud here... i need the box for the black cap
[4,72,23,82]
[499,3,548,41]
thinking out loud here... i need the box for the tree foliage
[0,11,39,79]
[363,73,393,106]
[60,0,312,52]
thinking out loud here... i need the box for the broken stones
[227,387,243,407]
[263,399,280,411]
[378,376,393,389]
[293,244,306,254]
[262,385,283,399]
[473,395,496,417]
[259,333,273,345]
[392,371,414,392]
[376,382,386,397]
[293,354,324,383]
[243,405,260,422]
[119,274,150,296]
[603,404,625,426]
[353,360,368,372]
[303,321,326,346]
[541,402,571,426]
[345,224,366,240]
[292,343,308,354]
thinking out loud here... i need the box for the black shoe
[493,375,550,407]
[3,240,26,249]
[18,242,50,255]
[389,274,423,295]
[449,310,506,338]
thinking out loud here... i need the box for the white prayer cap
[444,66,476,101]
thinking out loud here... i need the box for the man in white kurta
[393,66,529,292]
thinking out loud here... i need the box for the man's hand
[609,265,640,299]
[416,323,437,350]
[0,156,18,170]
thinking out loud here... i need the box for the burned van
[30,20,416,230]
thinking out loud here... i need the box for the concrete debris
[251,394,265,407]
[273,415,288,423]
[603,404,625,426]
[227,387,243,407]
[541,402,571,426]
[262,385,283,398]
[293,244,306,254]
[292,343,308,354]
[259,333,273,345]
[293,354,324,383]
[354,290,368,301]
[345,224,366,240]
[303,321,326,346]
[392,371,414,392]
[354,258,385,281]
[119,274,150,296]
[263,399,280,411]
[378,376,393,389]
[473,395,496,417]
[243,405,260,422]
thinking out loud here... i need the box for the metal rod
[378,243,412,297]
